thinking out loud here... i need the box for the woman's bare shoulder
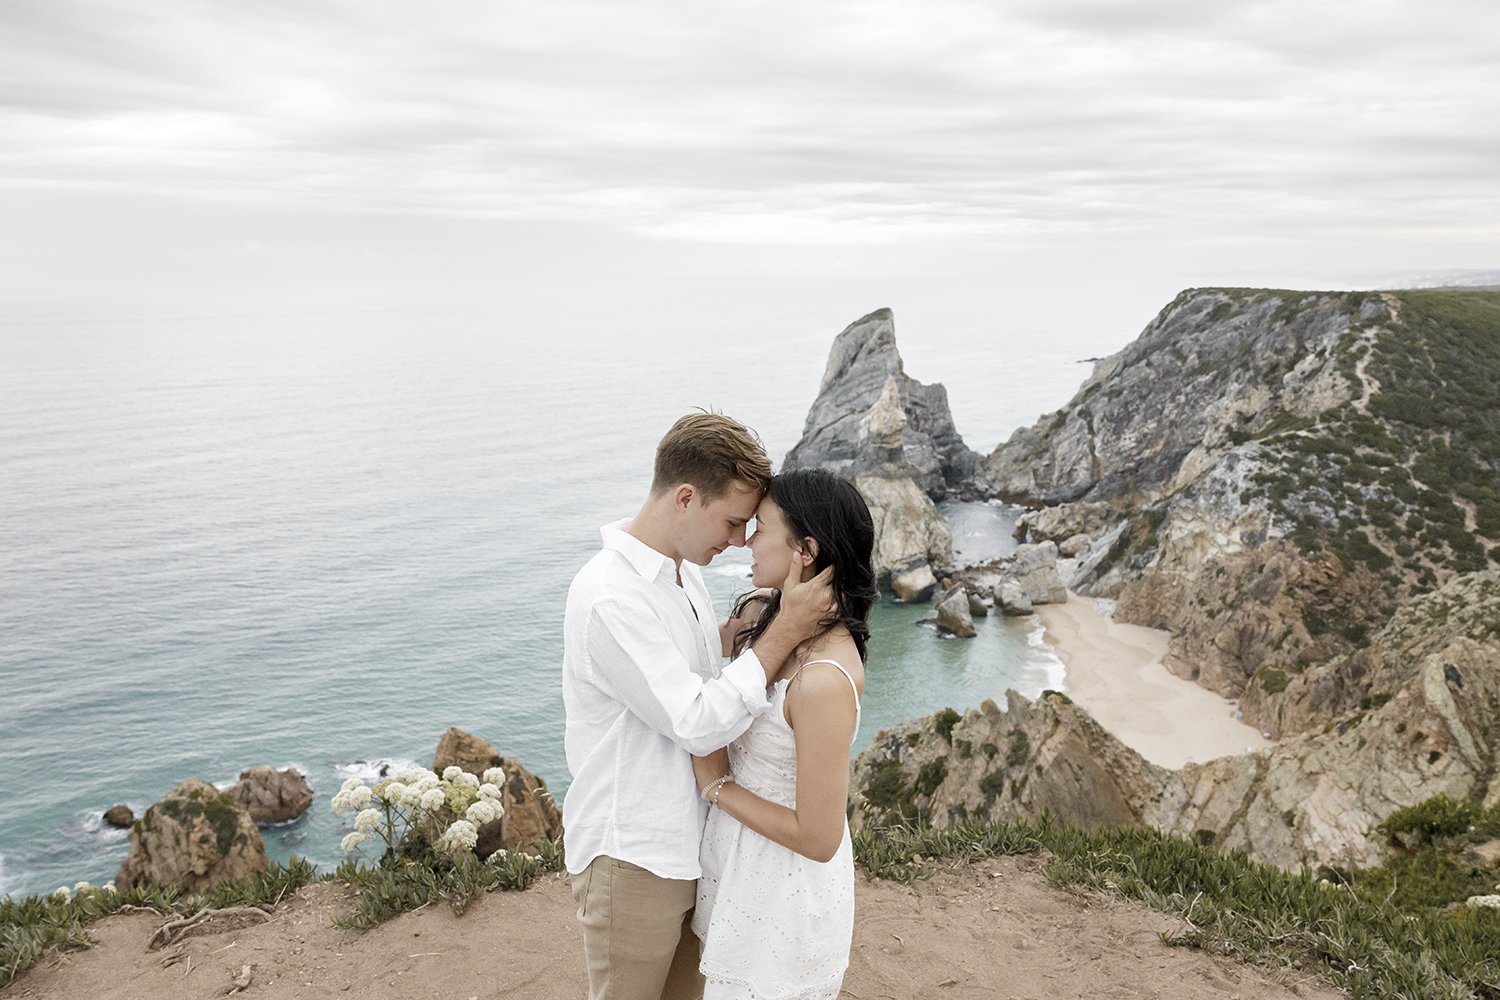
[795,631,864,695]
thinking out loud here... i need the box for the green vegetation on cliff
[0,840,567,988]
[854,808,1500,1000]
[1252,290,1500,589]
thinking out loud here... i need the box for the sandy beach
[1034,593,1272,769]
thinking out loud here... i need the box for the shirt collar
[600,518,675,581]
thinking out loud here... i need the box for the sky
[2,0,1497,303]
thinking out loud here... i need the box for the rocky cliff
[852,569,1500,869]
[990,289,1500,707]
[785,308,976,587]
[853,287,1500,869]
[787,308,977,497]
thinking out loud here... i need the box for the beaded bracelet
[701,774,733,805]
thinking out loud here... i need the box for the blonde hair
[651,412,773,501]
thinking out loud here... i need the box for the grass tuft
[854,815,1500,999]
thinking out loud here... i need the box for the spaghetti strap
[787,658,862,746]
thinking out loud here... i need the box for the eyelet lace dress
[692,659,862,1000]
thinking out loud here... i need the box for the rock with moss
[1239,570,1500,737]
[226,765,314,824]
[115,777,267,893]
[850,691,1171,833]
[432,727,562,855]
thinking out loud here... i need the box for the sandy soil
[3,857,1344,1000]
[1034,593,1272,769]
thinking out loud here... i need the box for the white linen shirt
[561,519,772,879]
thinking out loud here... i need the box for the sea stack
[784,308,976,594]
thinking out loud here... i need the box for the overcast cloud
[2,0,1497,295]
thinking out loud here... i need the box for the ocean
[0,276,1160,901]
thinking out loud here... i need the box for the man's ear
[673,484,695,511]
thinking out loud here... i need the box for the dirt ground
[3,856,1347,1000]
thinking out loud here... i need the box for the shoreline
[1033,592,1272,769]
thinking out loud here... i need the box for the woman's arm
[700,664,859,863]
[692,747,730,790]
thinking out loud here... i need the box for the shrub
[933,708,961,744]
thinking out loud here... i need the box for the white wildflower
[347,784,372,809]
[73,881,92,892]
[398,786,426,809]
[339,777,364,794]
[436,820,479,857]
[453,771,480,790]
[394,768,425,784]
[330,791,350,815]
[354,808,383,833]
[466,800,499,825]
[420,788,448,812]
[52,887,71,901]
[477,783,503,803]
[101,883,116,893]
[341,831,373,854]
[481,767,507,786]
[1468,894,1500,909]
[375,781,407,804]
[442,766,464,781]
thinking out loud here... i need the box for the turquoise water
[0,280,1128,900]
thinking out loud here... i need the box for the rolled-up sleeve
[586,597,771,755]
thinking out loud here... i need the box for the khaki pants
[571,856,705,1000]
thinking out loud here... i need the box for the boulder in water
[103,805,135,829]
[226,766,314,825]
[930,586,977,638]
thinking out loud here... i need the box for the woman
[691,468,877,1000]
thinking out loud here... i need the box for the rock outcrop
[988,289,1500,705]
[432,727,563,855]
[115,778,267,893]
[997,542,1067,607]
[852,692,1168,834]
[103,805,134,829]
[855,474,952,588]
[854,570,1500,869]
[842,287,1500,872]
[928,586,977,638]
[784,309,976,591]
[786,308,977,498]
[226,766,314,825]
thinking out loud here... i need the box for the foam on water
[1025,620,1070,692]
[335,758,423,784]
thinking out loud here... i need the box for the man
[562,412,835,1000]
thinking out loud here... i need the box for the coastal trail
[3,856,1344,1000]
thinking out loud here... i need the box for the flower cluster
[51,881,116,901]
[332,766,507,862]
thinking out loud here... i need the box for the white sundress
[693,659,862,1000]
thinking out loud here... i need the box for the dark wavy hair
[730,469,877,661]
